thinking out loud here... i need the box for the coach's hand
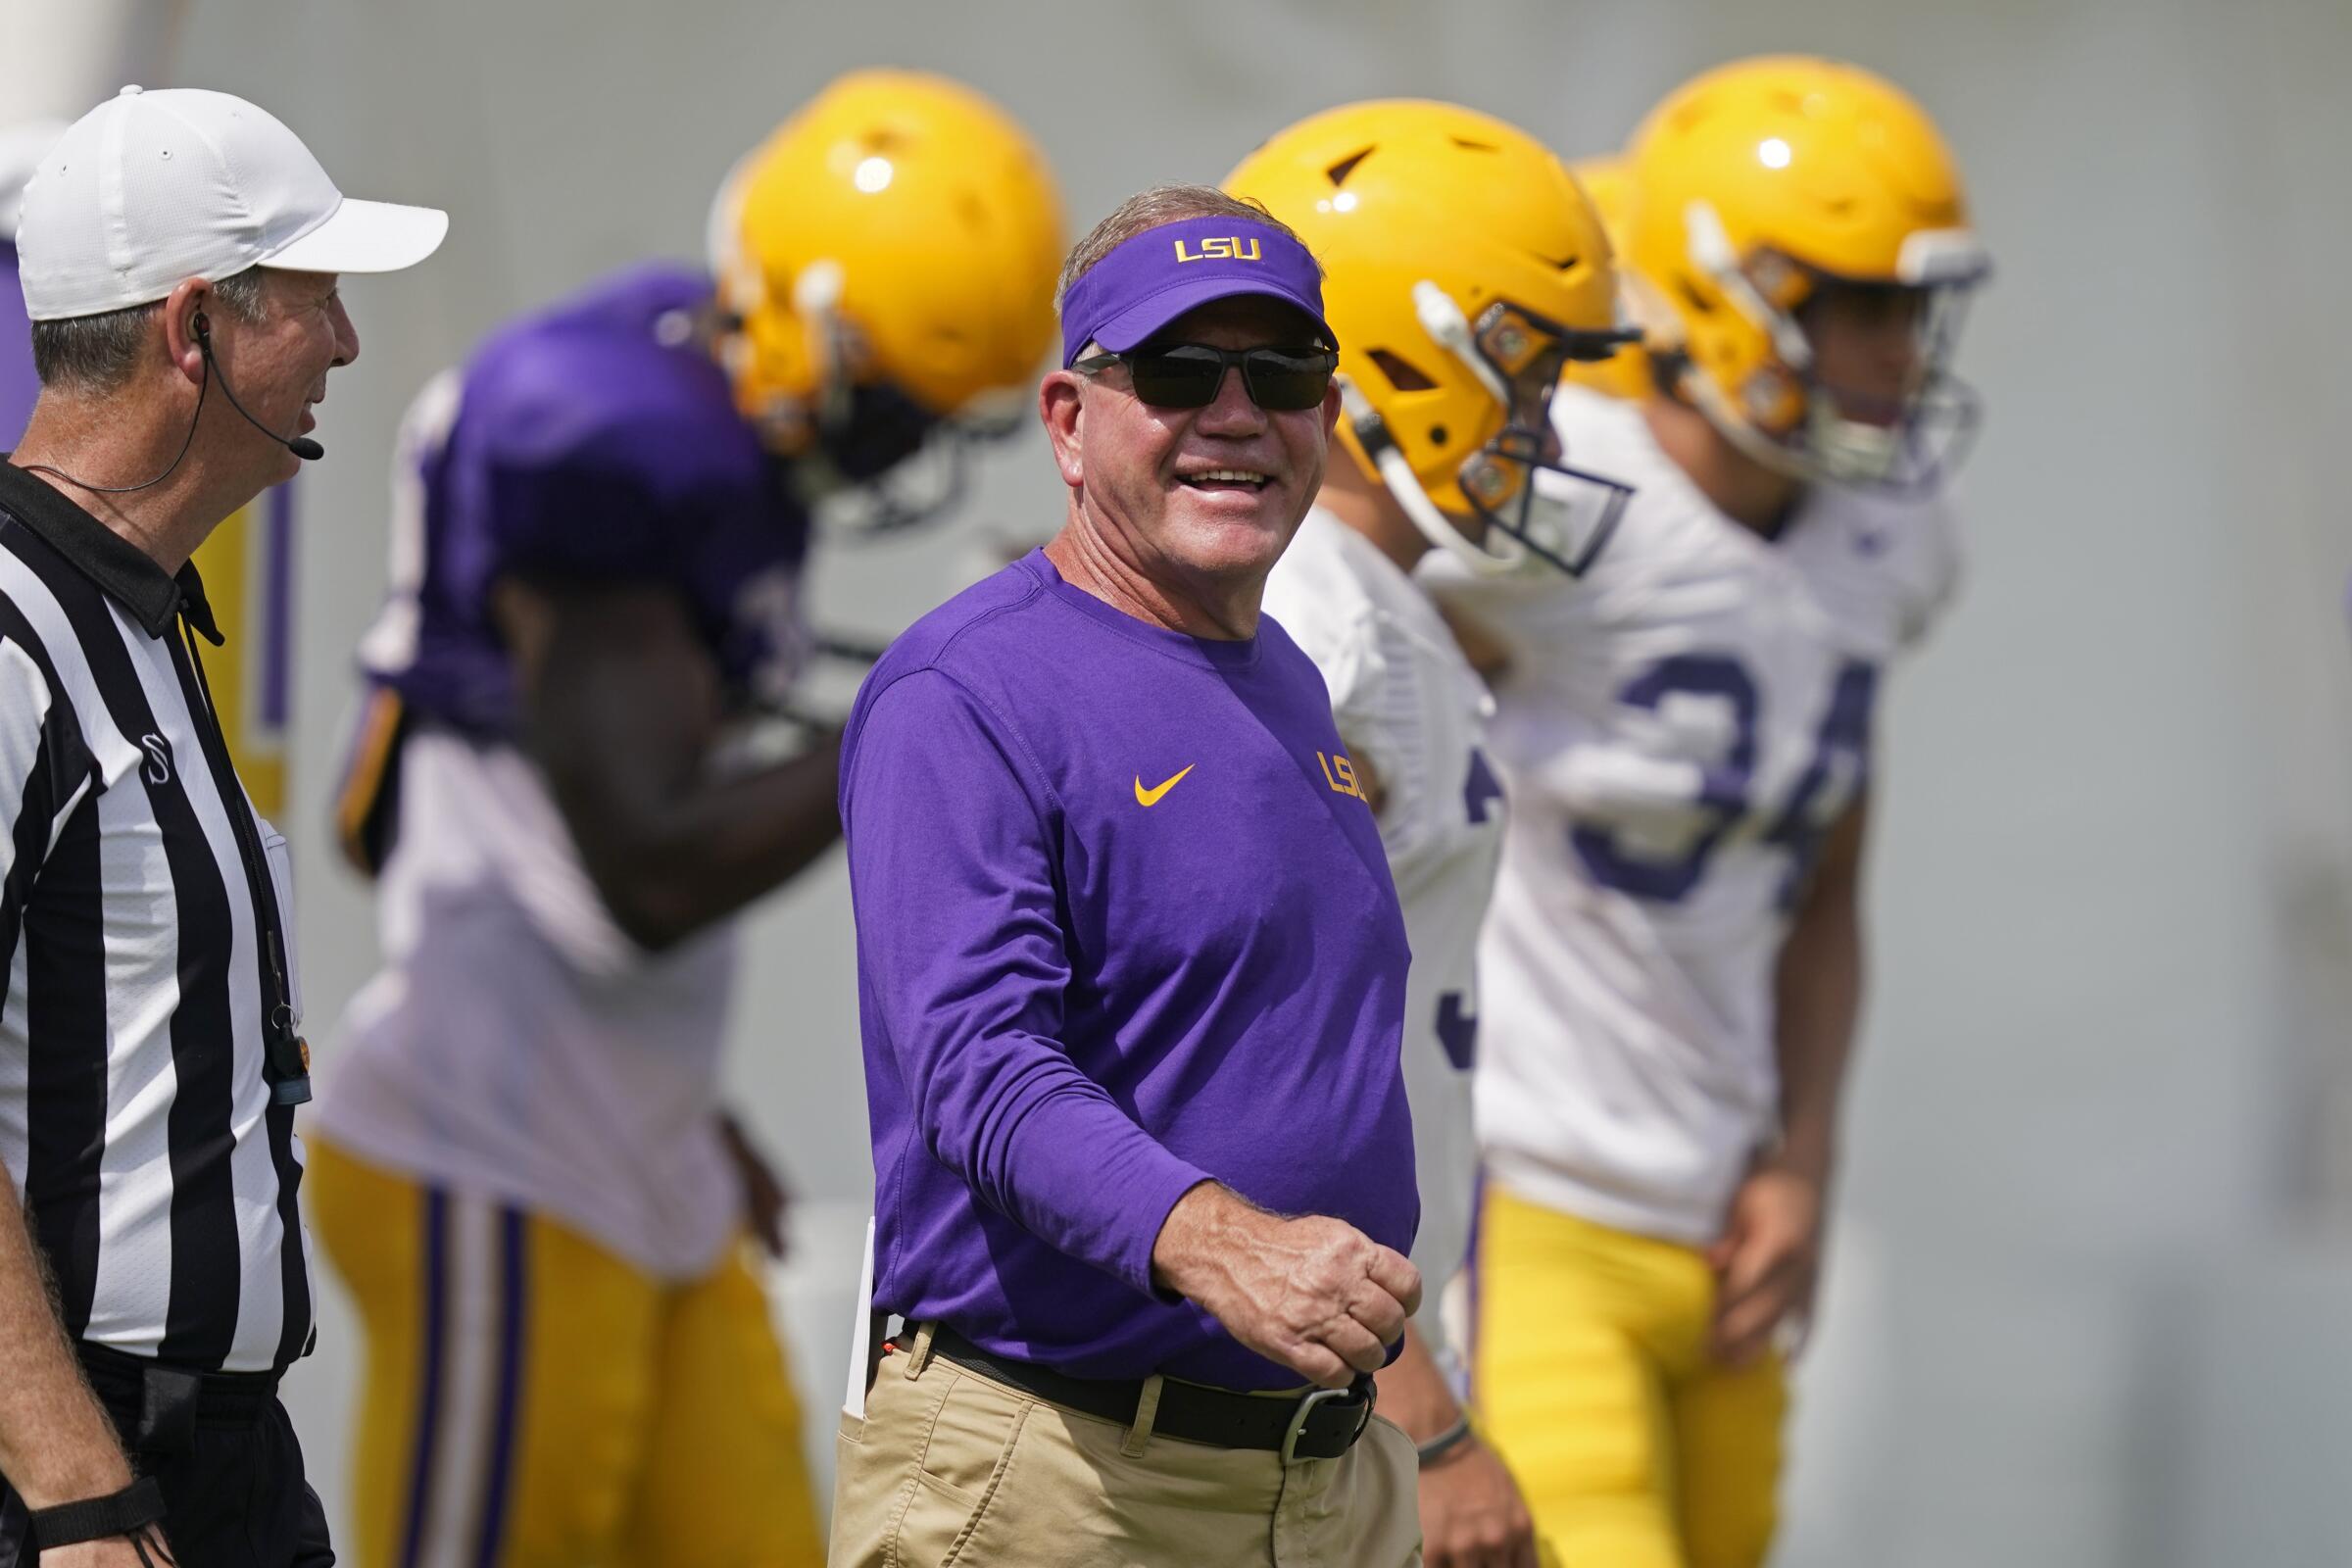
[1149,1182,1420,1390]
[1707,1160,1824,1368]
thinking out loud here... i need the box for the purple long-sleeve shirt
[841,549,1417,1390]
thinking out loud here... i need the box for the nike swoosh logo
[1134,764,1196,808]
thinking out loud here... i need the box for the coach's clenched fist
[1151,1182,1422,1390]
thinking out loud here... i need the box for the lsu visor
[1058,215,1334,367]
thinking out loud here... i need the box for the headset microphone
[194,313,325,460]
[17,306,324,497]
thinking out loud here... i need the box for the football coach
[832,183,1427,1566]
[0,88,443,1567]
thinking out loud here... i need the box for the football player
[1426,56,1989,1568]
[307,71,1062,1568]
[1230,102,1637,1568]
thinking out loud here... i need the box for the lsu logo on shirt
[1317,750,1370,804]
[1173,236,1262,264]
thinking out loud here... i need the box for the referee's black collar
[0,457,221,643]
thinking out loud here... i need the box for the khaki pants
[829,1326,1423,1567]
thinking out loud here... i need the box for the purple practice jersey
[841,550,1419,1391]
[359,263,809,734]
[1,242,42,447]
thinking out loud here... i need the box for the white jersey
[1422,387,1960,1246]
[1262,509,1505,1349]
[314,730,742,1279]
[316,294,814,1283]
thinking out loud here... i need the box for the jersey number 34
[1572,654,1876,909]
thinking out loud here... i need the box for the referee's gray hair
[30,266,272,394]
[1054,185,1310,315]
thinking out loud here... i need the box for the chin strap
[1674,359,1816,479]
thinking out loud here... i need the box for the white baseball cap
[16,85,447,321]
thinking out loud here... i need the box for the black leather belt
[914,1323,1377,1463]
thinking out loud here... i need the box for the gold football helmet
[1228,100,1639,575]
[1623,55,1989,488]
[709,70,1063,524]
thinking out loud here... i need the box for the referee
[0,89,443,1566]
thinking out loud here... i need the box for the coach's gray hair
[29,266,272,394]
[1054,184,1312,313]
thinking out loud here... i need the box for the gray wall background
[29,0,2352,1560]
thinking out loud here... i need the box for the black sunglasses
[1074,342,1340,412]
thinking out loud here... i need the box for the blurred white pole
[0,0,187,122]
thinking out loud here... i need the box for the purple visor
[1059,215,1334,368]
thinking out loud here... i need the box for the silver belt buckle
[1280,1383,1370,1465]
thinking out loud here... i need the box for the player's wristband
[27,1476,167,1549]
[1416,1415,1475,1468]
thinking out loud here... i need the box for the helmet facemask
[734,263,1025,540]
[1352,282,1640,578]
[1795,271,1983,492]
[1679,201,1989,494]
[793,382,1028,541]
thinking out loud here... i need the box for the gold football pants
[307,1138,823,1568]
[1474,1182,1787,1568]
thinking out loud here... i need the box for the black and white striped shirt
[0,460,311,1375]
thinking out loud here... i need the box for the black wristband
[1416,1415,1476,1468]
[27,1476,167,1549]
